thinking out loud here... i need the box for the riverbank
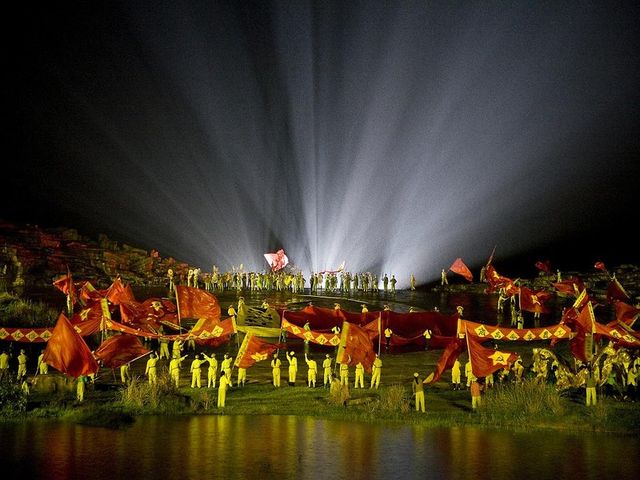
[5,345,639,436]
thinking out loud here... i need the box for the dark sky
[5,1,640,281]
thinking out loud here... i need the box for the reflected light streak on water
[1,416,639,480]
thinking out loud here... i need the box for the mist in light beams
[11,2,640,286]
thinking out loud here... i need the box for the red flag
[466,329,518,378]
[42,313,99,378]
[189,316,237,341]
[534,260,551,274]
[606,277,630,304]
[449,258,473,282]
[485,265,516,293]
[361,315,382,340]
[519,287,552,314]
[234,333,281,369]
[264,249,289,272]
[53,272,77,305]
[105,277,134,305]
[336,321,377,373]
[614,301,640,328]
[175,286,221,323]
[94,334,149,369]
[553,277,585,296]
[427,339,464,384]
[594,261,607,272]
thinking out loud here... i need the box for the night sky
[5,1,640,283]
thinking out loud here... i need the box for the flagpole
[174,284,182,327]
[377,313,382,357]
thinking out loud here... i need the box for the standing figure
[170,353,188,388]
[17,349,28,381]
[120,363,131,384]
[190,354,205,388]
[451,358,461,390]
[37,350,48,375]
[287,351,297,386]
[471,379,483,410]
[339,362,349,386]
[271,354,281,387]
[221,354,233,385]
[0,350,9,381]
[217,374,231,408]
[413,373,426,413]
[237,367,247,387]
[410,274,416,291]
[384,327,393,350]
[145,352,158,385]
[441,269,448,286]
[465,358,476,388]
[76,375,88,403]
[305,353,317,387]
[354,362,364,389]
[322,354,332,387]
[370,354,382,389]
[202,353,218,388]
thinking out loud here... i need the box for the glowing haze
[8,2,640,285]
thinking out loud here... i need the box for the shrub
[0,380,28,415]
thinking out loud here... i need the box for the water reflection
[1,416,638,480]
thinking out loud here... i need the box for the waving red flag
[594,261,607,272]
[234,333,282,369]
[264,249,289,272]
[42,313,99,378]
[553,277,585,296]
[53,272,77,305]
[336,322,376,373]
[519,287,552,314]
[614,301,640,328]
[427,339,464,384]
[94,334,149,368]
[466,329,518,378]
[175,286,221,323]
[449,258,473,282]
[606,277,630,304]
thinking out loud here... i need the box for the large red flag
[449,258,473,282]
[94,334,149,369]
[105,277,135,305]
[234,333,282,369]
[553,277,585,296]
[427,339,464,384]
[466,329,518,378]
[336,321,376,373]
[42,313,99,378]
[614,301,640,328]
[606,277,630,304]
[189,316,237,340]
[175,286,221,323]
[519,287,552,314]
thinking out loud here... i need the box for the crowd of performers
[1,258,639,413]
[173,267,412,295]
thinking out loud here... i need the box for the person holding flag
[170,353,188,388]
[190,354,205,389]
[217,372,231,408]
[370,354,382,389]
[339,362,349,386]
[145,352,158,385]
[354,362,365,389]
[221,354,233,386]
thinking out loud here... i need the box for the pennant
[466,328,518,378]
[336,322,376,373]
[263,249,289,272]
[234,333,281,369]
[94,334,149,369]
[42,313,99,378]
[449,258,473,282]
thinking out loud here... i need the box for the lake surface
[1,415,638,480]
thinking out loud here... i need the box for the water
[1,415,637,480]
